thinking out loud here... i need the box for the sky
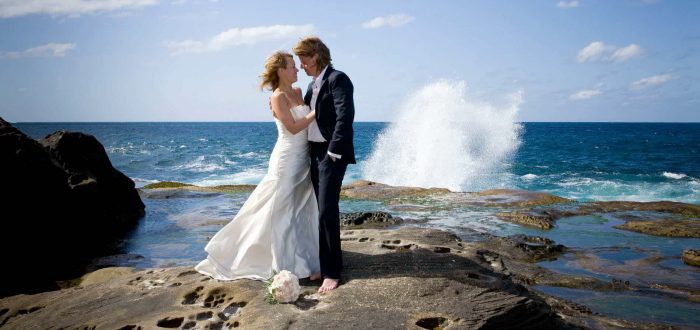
[0,0,698,122]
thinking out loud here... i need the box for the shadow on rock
[0,118,145,297]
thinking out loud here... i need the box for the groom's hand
[329,155,337,162]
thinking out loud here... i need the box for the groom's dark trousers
[310,142,347,279]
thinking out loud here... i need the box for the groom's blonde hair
[293,36,332,70]
[259,50,292,91]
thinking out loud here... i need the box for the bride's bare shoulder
[270,91,288,102]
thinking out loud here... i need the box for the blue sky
[0,0,698,122]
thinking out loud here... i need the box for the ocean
[16,122,700,204]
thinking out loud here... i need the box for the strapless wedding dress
[195,104,319,281]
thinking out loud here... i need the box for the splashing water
[362,80,523,192]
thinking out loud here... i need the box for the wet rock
[614,219,700,238]
[340,180,451,200]
[340,211,402,227]
[475,189,571,207]
[142,181,194,189]
[496,210,560,230]
[140,182,256,195]
[479,234,566,262]
[138,189,221,199]
[682,249,700,267]
[577,200,700,218]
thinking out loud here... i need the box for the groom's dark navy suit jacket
[304,67,356,164]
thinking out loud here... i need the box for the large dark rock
[0,117,144,297]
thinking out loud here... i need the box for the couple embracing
[195,36,355,293]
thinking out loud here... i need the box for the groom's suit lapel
[304,82,313,107]
[314,67,333,114]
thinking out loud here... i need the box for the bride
[195,51,321,282]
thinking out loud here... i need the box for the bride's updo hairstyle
[260,50,293,91]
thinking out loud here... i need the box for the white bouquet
[265,270,300,304]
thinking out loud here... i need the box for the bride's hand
[306,110,316,120]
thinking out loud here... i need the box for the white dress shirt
[308,65,341,159]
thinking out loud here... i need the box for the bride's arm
[270,93,316,135]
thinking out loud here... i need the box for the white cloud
[610,44,642,62]
[1,43,76,59]
[165,24,315,55]
[362,14,414,29]
[557,1,579,9]
[576,41,614,62]
[576,41,642,63]
[630,74,672,90]
[0,0,158,18]
[570,89,601,101]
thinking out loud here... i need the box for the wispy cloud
[1,43,76,59]
[361,14,414,29]
[576,41,642,63]
[164,24,314,55]
[0,0,158,18]
[557,1,579,9]
[630,73,672,90]
[610,44,642,62]
[570,88,601,101]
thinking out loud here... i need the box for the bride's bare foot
[318,278,339,293]
[309,271,321,281]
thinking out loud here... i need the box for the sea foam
[362,80,522,192]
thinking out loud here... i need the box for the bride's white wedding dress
[195,104,319,281]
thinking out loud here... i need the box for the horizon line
[9,120,700,124]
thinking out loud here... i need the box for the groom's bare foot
[318,278,339,293]
[309,271,321,281]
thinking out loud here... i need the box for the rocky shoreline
[2,181,698,329]
[0,226,660,329]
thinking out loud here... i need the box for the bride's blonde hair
[259,50,292,91]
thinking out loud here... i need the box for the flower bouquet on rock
[264,270,300,304]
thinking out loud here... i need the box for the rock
[496,210,560,230]
[138,189,222,199]
[340,212,402,227]
[0,227,568,329]
[0,118,144,298]
[79,267,138,286]
[141,182,256,194]
[339,181,572,210]
[682,249,700,267]
[479,234,566,262]
[340,180,451,200]
[39,130,145,234]
[143,181,193,189]
[475,189,571,207]
[614,219,700,238]
[576,200,700,218]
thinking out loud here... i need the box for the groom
[294,36,356,293]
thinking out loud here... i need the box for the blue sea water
[16,122,700,204]
[13,121,700,326]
